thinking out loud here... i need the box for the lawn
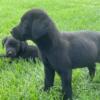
[0,0,100,100]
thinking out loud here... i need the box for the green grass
[0,0,100,100]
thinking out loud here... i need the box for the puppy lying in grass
[1,36,40,61]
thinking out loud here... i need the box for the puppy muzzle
[7,49,16,57]
[11,28,25,41]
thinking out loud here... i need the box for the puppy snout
[7,50,16,57]
[7,50,13,55]
[11,27,21,40]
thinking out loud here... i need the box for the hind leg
[88,63,96,80]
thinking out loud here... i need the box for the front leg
[43,60,55,91]
[60,69,72,100]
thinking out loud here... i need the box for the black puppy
[11,9,99,100]
[61,31,97,79]
[2,36,40,61]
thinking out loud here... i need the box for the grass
[0,0,100,100]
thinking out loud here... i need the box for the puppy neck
[34,34,54,51]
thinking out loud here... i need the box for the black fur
[2,36,40,61]
[11,9,99,100]
[61,31,98,79]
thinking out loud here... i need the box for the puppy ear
[20,41,27,52]
[2,37,8,48]
[32,19,49,39]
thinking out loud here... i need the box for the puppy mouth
[7,50,16,58]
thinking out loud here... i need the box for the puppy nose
[7,51,13,55]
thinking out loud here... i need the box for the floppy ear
[20,41,28,52]
[32,19,50,39]
[2,37,8,48]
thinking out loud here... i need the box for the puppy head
[11,9,57,41]
[2,37,21,57]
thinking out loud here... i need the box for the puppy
[61,31,97,79]
[11,9,99,100]
[2,36,40,61]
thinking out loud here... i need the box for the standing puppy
[61,31,97,80]
[11,9,99,100]
[2,36,40,61]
